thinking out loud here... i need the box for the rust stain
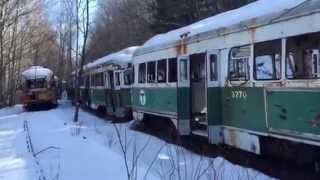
[176,35,188,55]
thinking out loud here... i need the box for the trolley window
[254,40,281,80]
[157,59,167,83]
[180,58,188,81]
[209,54,218,81]
[85,76,90,87]
[169,58,177,82]
[26,78,46,89]
[124,69,133,85]
[138,63,146,84]
[80,76,85,86]
[90,74,95,87]
[229,45,251,81]
[286,32,320,79]
[115,72,121,86]
[105,74,110,88]
[147,61,156,83]
[95,73,104,86]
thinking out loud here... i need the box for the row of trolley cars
[76,0,320,163]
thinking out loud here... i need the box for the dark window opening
[85,76,90,87]
[108,71,114,89]
[229,45,250,81]
[286,32,320,79]
[94,73,104,86]
[191,54,206,82]
[147,61,156,83]
[90,75,95,86]
[138,63,146,84]
[157,59,167,83]
[169,58,177,82]
[254,40,281,80]
[115,72,121,86]
[80,76,84,86]
[26,78,46,89]
[132,66,135,85]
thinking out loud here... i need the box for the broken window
[254,40,281,80]
[229,45,250,81]
[138,63,146,84]
[147,61,156,83]
[286,33,320,79]
[209,54,218,81]
[157,59,167,83]
[179,58,188,81]
[169,58,177,83]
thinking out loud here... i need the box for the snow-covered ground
[0,103,275,180]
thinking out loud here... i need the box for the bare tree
[0,0,58,106]
[73,0,91,122]
[112,123,168,180]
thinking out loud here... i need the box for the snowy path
[0,104,275,180]
[0,106,36,180]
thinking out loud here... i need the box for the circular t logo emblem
[139,90,146,106]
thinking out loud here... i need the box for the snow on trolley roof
[136,0,310,55]
[85,46,140,70]
[22,66,53,80]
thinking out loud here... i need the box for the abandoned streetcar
[21,66,58,109]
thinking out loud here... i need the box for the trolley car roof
[135,0,320,56]
[22,66,53,80]
[85,46,140,70]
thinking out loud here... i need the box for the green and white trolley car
[131,0,320,156]
[80,47,139,119]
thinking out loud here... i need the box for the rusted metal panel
[223,128,261,154]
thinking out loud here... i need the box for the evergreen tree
[148,0,256,34]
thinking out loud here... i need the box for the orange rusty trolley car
[20,66,58,109]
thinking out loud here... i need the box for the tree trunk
[74,0,90,122]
